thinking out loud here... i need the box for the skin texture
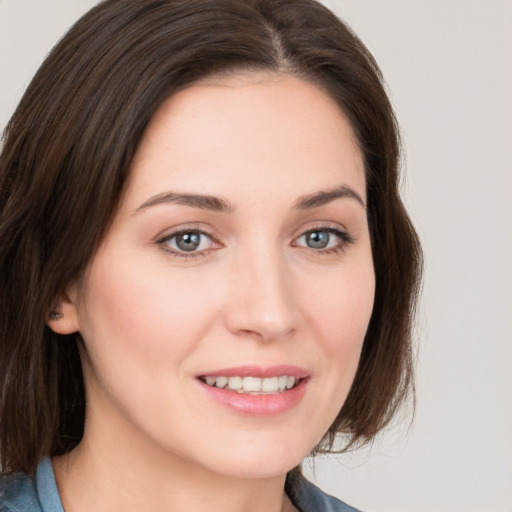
[50,72,375,512]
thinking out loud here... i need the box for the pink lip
[199,365,309,379]
[196,365,310,416]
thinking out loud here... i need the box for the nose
[224,246,297,342]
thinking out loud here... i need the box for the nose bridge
[226,237,297,341]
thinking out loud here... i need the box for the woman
[0,1,422,511]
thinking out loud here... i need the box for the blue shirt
[1,458,361,512]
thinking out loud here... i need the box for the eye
[294,226,353,253]
[301,230,335,249]
[157,229,216,256]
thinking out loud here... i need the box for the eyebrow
[133,184,365,215]
[133,191,234,214]
[294,185,366,210]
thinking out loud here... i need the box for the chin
[186,433,311,480]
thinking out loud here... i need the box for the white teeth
[215,376,228,388]
[261,376,279,392]
[203,375,300,394]
[243,376,262,392]
[227,376,243,390]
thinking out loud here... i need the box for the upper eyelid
[159,227,212,240]
[156,223,217,241]
[294,222,352,239]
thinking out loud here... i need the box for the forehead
[124,71,365,210]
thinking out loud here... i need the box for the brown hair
[0,0,422,475]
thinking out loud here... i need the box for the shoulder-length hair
[0,0,422,475]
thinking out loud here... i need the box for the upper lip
[198,365,310,379]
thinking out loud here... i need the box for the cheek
[79,259,220,366]
[304,260,375,350]
[75,253,225,435]
[299,258,375,430]
[82,248,219,336]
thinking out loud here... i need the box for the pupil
[177,232,200,251]
[307,231,329,249]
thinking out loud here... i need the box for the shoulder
[286,470,363,512]
[0,472,41,512]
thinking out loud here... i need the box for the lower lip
[198,378,309,416]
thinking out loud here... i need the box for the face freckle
[68,71,375,480]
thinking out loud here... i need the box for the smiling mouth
[199,375,302,395]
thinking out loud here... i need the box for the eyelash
[156,224,354,260]
[293,224,355,256]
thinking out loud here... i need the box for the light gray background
[1,1,511,511]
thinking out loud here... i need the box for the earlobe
[46,291,81,334]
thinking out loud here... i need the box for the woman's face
[63,72,375,478]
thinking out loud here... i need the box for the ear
[46,286,81,335]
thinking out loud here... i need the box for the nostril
[237,325,295,343]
